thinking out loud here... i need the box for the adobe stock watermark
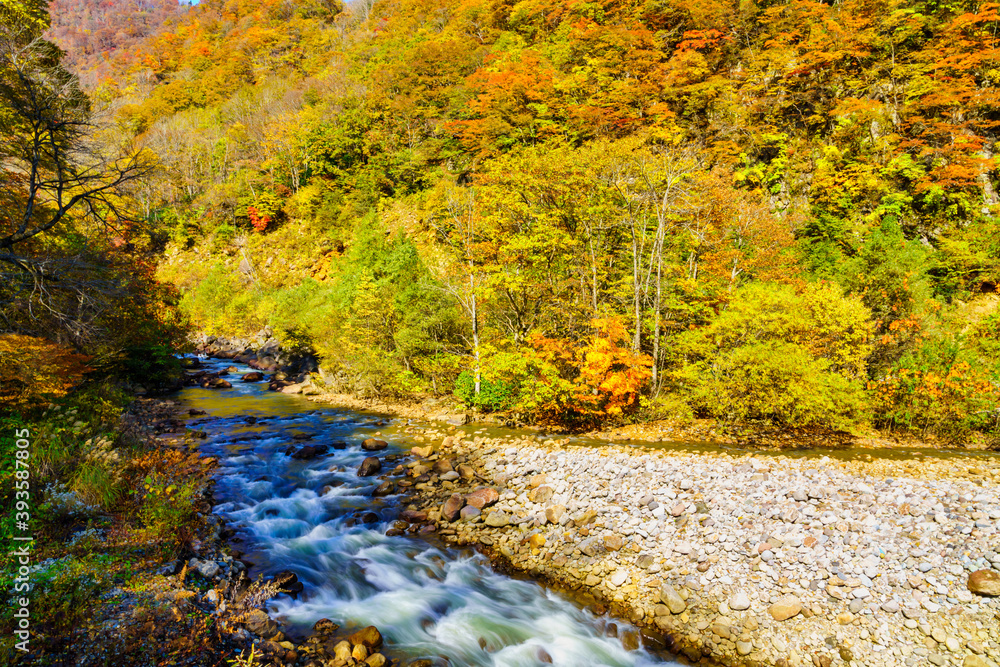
[11,426,32,653]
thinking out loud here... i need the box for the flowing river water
[177,357,681,667]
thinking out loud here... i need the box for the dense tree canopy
[24,0,1000,438]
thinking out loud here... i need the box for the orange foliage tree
[0,335,92,410]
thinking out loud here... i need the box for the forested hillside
[46,0,190,80]
[51,0,1000,439]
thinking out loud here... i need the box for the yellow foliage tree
[0,334,91,409]
[0,0,49,32]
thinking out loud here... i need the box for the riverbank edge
[394,439,759,667]
[195,330,997,453]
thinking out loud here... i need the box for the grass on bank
[0,385,216,664]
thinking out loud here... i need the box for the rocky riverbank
[388,426,1000,667]
[191,329,318,378]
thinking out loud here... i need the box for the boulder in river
[289,445,329,460]
[358,456,382,477]
[968,569,1000,596]
[312,618,339,636]
[362,438,388,451]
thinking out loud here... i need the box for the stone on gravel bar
[485,511,510,527]
[968,569,1000,596]
[660,584,687,614]
[769,595,803,621]
[465,487,499,509]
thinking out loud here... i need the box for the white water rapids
[179,358,681,667]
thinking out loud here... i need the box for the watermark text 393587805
[11,426,33,652]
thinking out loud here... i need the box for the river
[177,357,682,667]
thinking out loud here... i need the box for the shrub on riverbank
[674,283,872,429]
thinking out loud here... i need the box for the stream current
[177,357,680,667]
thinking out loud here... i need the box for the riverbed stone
[530,486,554,503]
[604,534,624,551]
[312,619,339,636]
[244,609,279,638]
[357,456,382,477]
[609,569,629,586]
[372,480,395,497]
[362,438,388,451]
[460,506,481,521]
[349,626,383,650]
[189,558,220,579]
[400,509,427,523]
[729,591,751,611]
[290,444,329,460]
[333,640,352,662]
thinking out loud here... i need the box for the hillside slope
[86,0,1000,440]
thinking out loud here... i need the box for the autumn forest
[4,0,1000,442]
